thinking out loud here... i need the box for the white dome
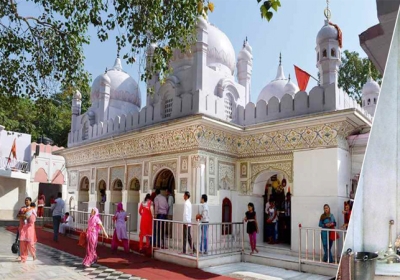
[73,90,82,100]
[283,78,300,95]
[362,76,380,96]
[258,64,289,101]
[90,58,141,108]
[207,23,236,74]
[316,20,338,44]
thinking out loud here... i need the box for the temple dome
[316,20,338,45]
[238,40,252,62]
[206,23,236,75]
[258,64,295,101]
[362,76,380,95]
[90,58,141,108]
[283,77,300,95]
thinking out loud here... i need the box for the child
[244,202,259,255]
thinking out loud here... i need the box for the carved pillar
[191,155,206,204]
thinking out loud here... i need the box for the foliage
[338,50,382,104]
[257,0,281,21]
[0,0,214,98]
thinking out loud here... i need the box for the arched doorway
[78,176,89,212]
[97,180,107,213]
[222,198,232,235]
[127,178,140,231]
[253,171,291,245]
[110,179,123,213]
[154,169,175,197]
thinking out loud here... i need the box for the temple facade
[55,10,380,253]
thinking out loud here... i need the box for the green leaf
[266,11,273,21]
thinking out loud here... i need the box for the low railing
[152,219,244,260]
[69,210,132,248]
[298,225,346,270]
[0,157,29,172]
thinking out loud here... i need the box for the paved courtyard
[0,227,333,280]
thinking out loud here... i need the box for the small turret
[71,90,82,131]
[361,65,380,117]
[237,37,253,105]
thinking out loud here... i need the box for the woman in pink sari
[19,202,37,263]
[82,208,108,268]
[111,202,129,253]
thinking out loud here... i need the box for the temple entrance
[78,176,89,212]
[127,178,140,231]
[97,180,106,213]
[111,179,123,213]
[154,169,175,197]
[253,171,291,246]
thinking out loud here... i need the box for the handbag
[329,229,339,241]
[11,234,19,254]
[78,231,87,247]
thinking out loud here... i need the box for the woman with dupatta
[111,202,130,253]
[319,204,337,263]
[83,208,108,268]
[139,194,154,252]
[19,202,37,263]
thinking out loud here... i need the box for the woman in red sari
[139,194,154,252]
[19,202,37,263]
[82,208,109,268]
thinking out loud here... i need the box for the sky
[81,0,379,105]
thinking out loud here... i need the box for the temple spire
[324,0,331,21]
[279,52,282,66]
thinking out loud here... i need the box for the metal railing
[298,225,347,270]
[152,219,244,259]
[0,157,29,172]
[69,210,132,249]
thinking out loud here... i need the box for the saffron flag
[294,65,311,91]
[11,138,16,159]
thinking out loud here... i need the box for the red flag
[294,65,311,91]
[11,138,16,159]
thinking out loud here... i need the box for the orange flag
[294,65,311,91]
[11,138,17,159]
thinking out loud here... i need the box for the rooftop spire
[324,0,331,21]
[288,74,291,81]
[279,52,282,66]
[113,56,123,71]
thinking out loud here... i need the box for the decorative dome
[362,76,380,96]
[283,76,300,95]
[90,57,141,108]
[238,39,252,62]
[73,90,82,100]
[316,20,338,45]
[207,23,236,75]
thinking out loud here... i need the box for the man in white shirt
[59,212,73,235]
[199,194,209,254]
[182,191,195,254]
[51,192,65,242]
[166,189,174,238]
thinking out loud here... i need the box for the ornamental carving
[251,161,293,183]
[150,160,178,183]
[218,162,235,190]
[143,179,149,193]
[144,161,149,176]
[180,156,188,173]
[111,166,125,187]
[180,178,188,193]
[79,170,90,184]
[209,157,215,175]
[62,120,357,166]
[209,178,216,196]
[191,155,206,168]
[69,171,78,187]
[127,164,142,183]
[97,168,108,187]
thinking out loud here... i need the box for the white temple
[55,8,380,275]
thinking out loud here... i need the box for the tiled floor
[0,227,144,280]
[203,262,333,280]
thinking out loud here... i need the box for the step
[244,251,338,277]
[0,220,19,226]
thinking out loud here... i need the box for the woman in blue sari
[319,204,336,263]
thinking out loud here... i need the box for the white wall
[0,177,30,219]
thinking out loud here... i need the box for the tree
[0,0,215,98]
[338,50,382,104]
[257,0,282,21]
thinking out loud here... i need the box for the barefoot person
[139,194,153,252]
[82,208,108,268]
[19,202,37,263]
[244,202,259,255]
[111,202,130,253]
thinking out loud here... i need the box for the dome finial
[368,61,372,77]
[288,74,291,81]
[105,67,108,73]
[279,52,282,66]
[324,0,331,21]
[113,56,123,71]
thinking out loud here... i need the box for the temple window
[367,99,371,105]
[224,94,234,121]
[323,49,327,57]
[331,48,336,57]
[374,98,377,104]
[317,52,319,61]
[164,97,173,118]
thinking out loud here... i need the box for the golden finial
[324,0,331,21]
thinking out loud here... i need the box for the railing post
[196,221,200,260]
[298,223,302,272]
[151,218,155,258]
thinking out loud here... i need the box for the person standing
[182,191,195,254]
[266,200,278,244]
[341,202,352,230]
[51,192,65,242]
[283,192,291,244]
[319,204,337,263]
[139,194,154,252]
[111,202,130,253]
[166,189,174,238]
[244,202,259,255]
[37,192,45,218]
[19,202,37,263]
[198,194,209,254]
[153,189,169,248]
[16,197,32,260]
[83,208,109,267]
